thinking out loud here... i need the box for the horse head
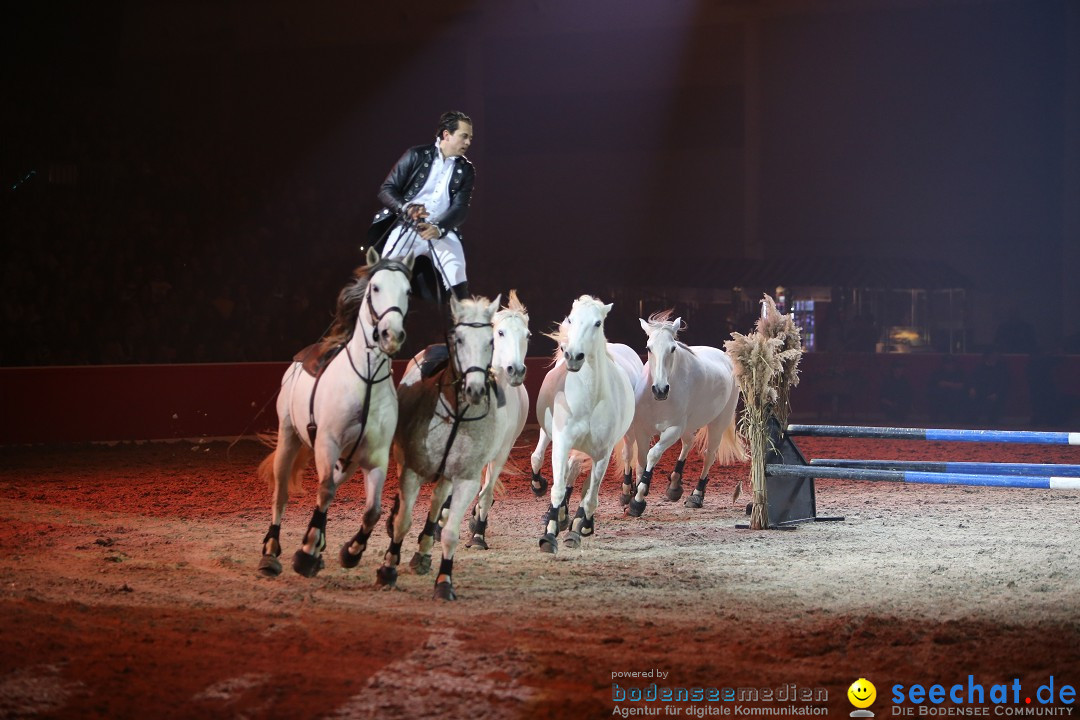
[640,310,684,401]
[449,293,501,405]
[493,290,531,387]
[361,247,413,356]
[563,295,612,373]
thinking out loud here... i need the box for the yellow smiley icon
[848,678,876,708]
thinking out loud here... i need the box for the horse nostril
[574,353,584,362]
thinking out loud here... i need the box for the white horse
[534,295,635,553]
[529,322,642,530]
[380,294,501,600]
[408,291,532,562]
[257,248,413,578]
[624,311,744,517]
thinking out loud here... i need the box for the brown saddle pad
[293,342,345,378]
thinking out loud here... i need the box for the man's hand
[404,203,429,221]
[417,222,441,241]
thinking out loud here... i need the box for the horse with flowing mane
[257,248,414,579]
[379,294,502,600]
[624,310,744,516]
[532,295,636,553]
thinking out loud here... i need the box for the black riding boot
[450,282,470,301]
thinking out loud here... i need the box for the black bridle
[308,259,413,475]
[431,316,496,483]
[362,258,413,348]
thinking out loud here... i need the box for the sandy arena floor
[1,429,1079,719]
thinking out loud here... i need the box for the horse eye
[594,320,601,328]
[670,347,676,354]
[498,330,504,337]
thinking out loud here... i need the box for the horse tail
[568,451,591,485]
[258,440,311,496]
[692,421,747,467]
[715,421,747,465]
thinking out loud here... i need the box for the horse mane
[644,308,695,355]
[644,308,680,335]
[321,263,373,352]
[494,289,529,326]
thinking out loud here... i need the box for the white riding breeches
[381,225,467,288]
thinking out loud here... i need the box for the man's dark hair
[437,110,472,138]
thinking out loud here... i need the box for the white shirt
[409,140,456,224]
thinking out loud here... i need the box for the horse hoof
[257,554,282,578]
[530,473,547,497]
[685,494,704,509]
[627,498,647,517]
[619,492,631,507]
[433,581,457,601]
[409,552,432,575]
[557,510,569,533]
[376,565,398,588]
[538,534,558,554]
[468,515,477,534]
[291,549,324,578]
[564,531,581,549]
[466,534,488,550]
[666,484,684,502]
[339,542,363,569]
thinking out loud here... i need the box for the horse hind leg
[411,478,451,575]
[686,421,724,509]
[258,427,309,578]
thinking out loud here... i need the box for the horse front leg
[433,477,481,601]
[621,429,647,507]
[628,425,682,517]
[292,441,352,578]
[529,427,551,496]
[410,477,452,575]
[665,438,693,502]
[339,464,387,570]
[566,454,610,549]
[466,460,499,550]
[377,467,421,589]
[539,434,571,554]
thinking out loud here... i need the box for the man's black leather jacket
[367,143,475,247]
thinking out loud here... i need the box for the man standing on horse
[367,110,475,303]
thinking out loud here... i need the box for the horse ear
[366,246,380,266]
[402,252,415,271]
[639,318,650,335]
[487,294,502,319]
[449,294,462,322]
[674,317,684,331]
[602,303,614,316]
